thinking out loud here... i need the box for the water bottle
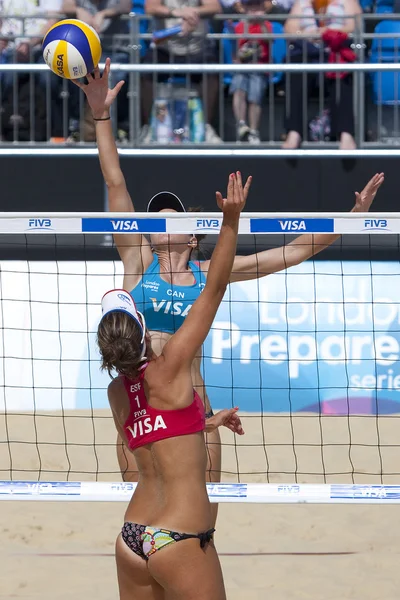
[188,91,205,143]
[150,98,173,143]
[172,87,190,143]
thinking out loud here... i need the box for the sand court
[1,410,400,599]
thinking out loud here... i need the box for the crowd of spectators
[0,0,396,145]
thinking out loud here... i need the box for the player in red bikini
[97,172,251,600]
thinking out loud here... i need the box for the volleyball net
[2,211,400,503]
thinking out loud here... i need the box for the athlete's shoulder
[108,376,126,400]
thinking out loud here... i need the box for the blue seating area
[375,0,394,12]
[370,20,400,104]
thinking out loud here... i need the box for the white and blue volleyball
[42,19,102,80]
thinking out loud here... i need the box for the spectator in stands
[62,0,131,42]
[283,0,361,150]
[230,0,271,144]
[0,0,61,93]
[141,0,222,143]
[62,0,131,139]
[220,0,295,13]
[0,0,62,141]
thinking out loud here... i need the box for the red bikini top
[122,365,205,451]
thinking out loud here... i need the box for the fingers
[112,80,125,95]
[215,190,224,210]
[369,172,384,189]
[227,172,234,198]
[222,171,250,212]
[243,175,252,201]
[236,170,243,191]
[226,416,245,435]
[229,414,244,434]
[86,72,94,83]
[235,170,242,204]
[93,65,101,79]
[103,57,111,80]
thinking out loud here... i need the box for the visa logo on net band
[250,219,335,233]
[81,218,166,233]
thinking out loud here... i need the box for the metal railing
[1,12,400,149]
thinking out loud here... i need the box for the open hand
[181,19,197,36]
[205,407,244,435]
[72,57,124,119]
[354,172,384,212]
[174,6,199,27]
[216,171,252,218]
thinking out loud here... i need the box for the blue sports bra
[130,254,207,334]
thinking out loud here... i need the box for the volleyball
[42,19,102,80]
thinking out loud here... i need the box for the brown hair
[97,311,144,380]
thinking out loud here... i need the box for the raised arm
[227,173,384,282]
[74,59,153,281]
[162,172,251,370]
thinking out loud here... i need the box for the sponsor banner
[167,217,221,234]
[330,485,400,500]
[333,218,399,234]
[0,216,399,235]
[250,218,335,234]
[81,218,166,233]
[207,483,247,498]
[166,217,250,234]
[202,260,400,414]
[249,484,331,501]
[0,481,81,496]
[2,260,400,414]
[0,218,82,233]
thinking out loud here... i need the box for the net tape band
[1,482,400,503]
[0,214,397,235]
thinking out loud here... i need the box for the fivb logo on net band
[196,219,220,231]
[26,218,53,230]
[364,219,389,231]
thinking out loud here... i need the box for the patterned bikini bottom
[121,522,215,561]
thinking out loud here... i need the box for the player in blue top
[130,190,208,336]
[77,59,384,528]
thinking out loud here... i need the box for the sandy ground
[1,410,400,600]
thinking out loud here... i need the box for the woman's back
[109,363,210,530]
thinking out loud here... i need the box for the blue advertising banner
[70,261,400,415]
